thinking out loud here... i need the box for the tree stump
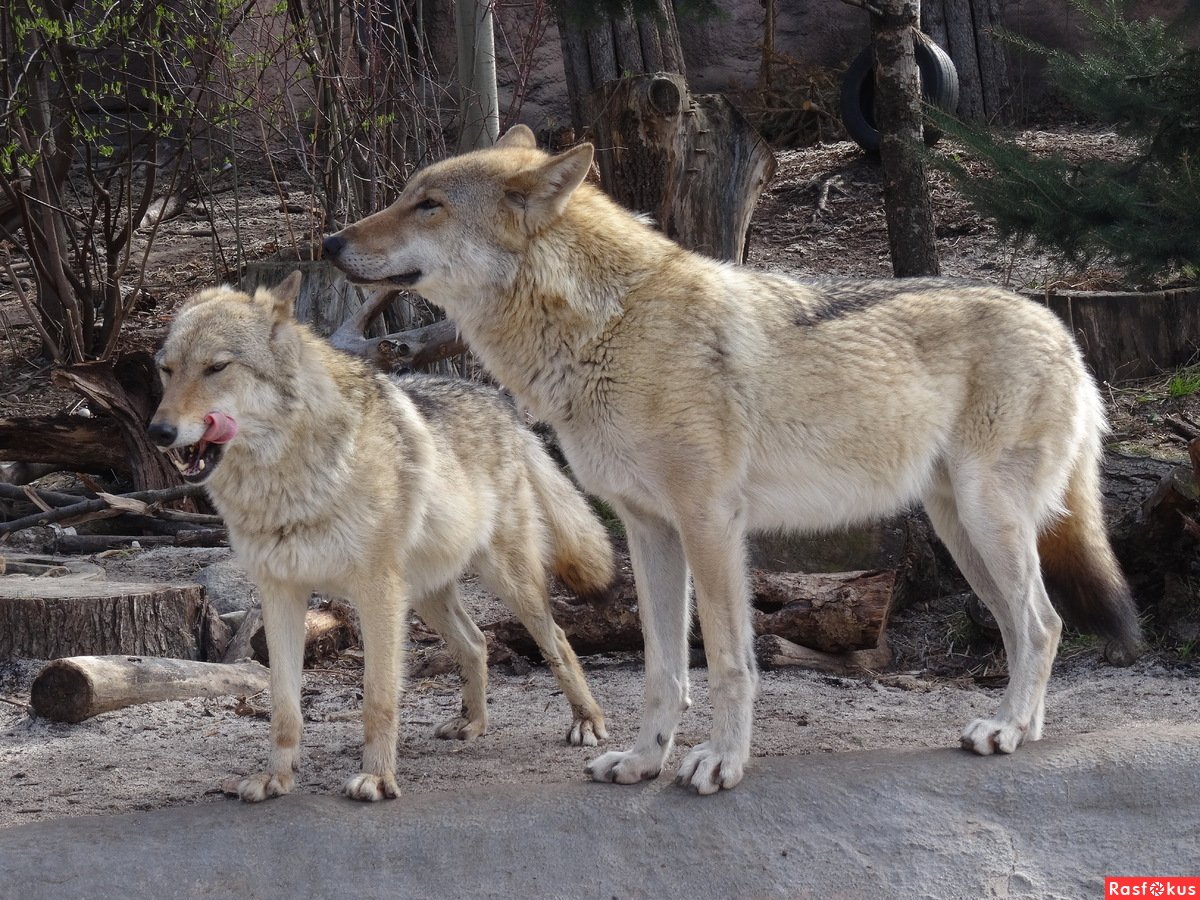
[1033,287,1200,383]
[0,578,207,660]
[585,74,777,262]
[52,354,185,495]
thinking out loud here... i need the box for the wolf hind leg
[476,529,607,747]
[586,504,691,784]
[412,582,489,741]
[924,467,1062,755]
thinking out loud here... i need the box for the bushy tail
[523,434,615,600]
[1038,445,1141,665]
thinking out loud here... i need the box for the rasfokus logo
[1106,878,1200,897]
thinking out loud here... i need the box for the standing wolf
[323,125,1141,795]
[148,272,613,802]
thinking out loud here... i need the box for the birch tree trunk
[457,0,500,150]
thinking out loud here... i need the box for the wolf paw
[434,716,487,741]
[960,717,1027,755]
[235,771,294,803]
[675,742,745,795]
[568,713,607,747]
[585,747,663,784]
[343,772,400,802]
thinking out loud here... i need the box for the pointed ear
[504,143,594,234]
[496,124,537,149]
[269,270,303,323]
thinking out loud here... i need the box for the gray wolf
[148,272,613,802]
[322,124,1141,794]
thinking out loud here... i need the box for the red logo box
[1106,878,1200,897]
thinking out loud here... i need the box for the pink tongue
[202,411,238,444]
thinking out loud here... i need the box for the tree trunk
[456,0,500,150]
[871,5,940,276]
[29,655,270,723]
[0,414,127,471]
[0,579,208,660]
[52,358,185,496]
[555,2,775,263]
[922,0,1011,123]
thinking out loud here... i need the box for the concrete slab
[1,725,1196,899]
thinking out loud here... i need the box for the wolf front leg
[237,581,309,802]
[672,502,758,794]
[586,506,690,784]
[344,570,408,801]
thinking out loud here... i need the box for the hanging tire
[839,34,960,154]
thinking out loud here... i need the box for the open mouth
[166,440,225,484]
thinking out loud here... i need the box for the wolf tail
[1037,438,1141,664]
[523,434,615,600]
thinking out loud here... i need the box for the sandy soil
[2,132,1199,826]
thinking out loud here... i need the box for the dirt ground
[2,131,1199,827]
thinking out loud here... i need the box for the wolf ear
[503,143,594,235]
[269,270,303,323]
[496,124,537,149]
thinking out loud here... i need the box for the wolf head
[148,272,305,484]
[322,125,595,313]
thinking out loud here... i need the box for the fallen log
[489,567,896,658]
[755,634,893,674]
[0,414,127,471]
[43,529,228,554]
[0,483,205,537]
[29,655,270,723]
[247,602,360,667]
[751,569,895,653]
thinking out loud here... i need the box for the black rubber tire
[839,35,960,154]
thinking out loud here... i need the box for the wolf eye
[205,361,229,375]
[414,197,441,212]
[158,365,173,378]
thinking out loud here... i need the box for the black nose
[148,421,177,447]
[322,234,346,258]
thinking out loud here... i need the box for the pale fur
[324,124,1140,794]
[150,273,613,802]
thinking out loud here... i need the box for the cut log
[0,578,206,660]
[489,567,896,658]
[751,569,896,653]
[29,655,270,723]
[248,603,360,667]
[488,581,645,658]
[755,634,893,674]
